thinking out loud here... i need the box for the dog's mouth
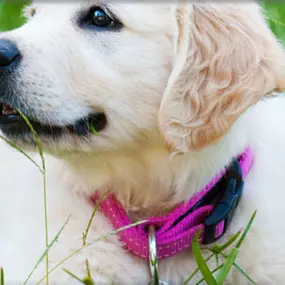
[0,102,107,139]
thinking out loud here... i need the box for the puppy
[0,2,285,284]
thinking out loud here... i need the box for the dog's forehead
[30,2,176,33]
[108,3,176,30]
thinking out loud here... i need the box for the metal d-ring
[148,225,169,285]
[148,225,159,279]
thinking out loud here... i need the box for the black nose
[0,39,21,68]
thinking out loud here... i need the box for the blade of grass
[0,267,4,285]
[215,254,219,268]
[64,267,95,285]
[90,124,99,136]
[81,259,95,285]
[85,260,92,280]
[37,220,146,285]
[63,269,85,284]
[236,210,257,249]
[184,230,242,285]
[210,231,241,254]
[0,134,43,173]
[230,262,256,284]
[64,268,96,285]
[17,110,44,158]
[183,253,216,285]
[23,215,71,285]
[216,248,238,285]
[218,252,256,284]
[81,193,106,285]
[195,264,224,285]
[191,231,217,285]
[18,110,49,285]
[82,192,106,246]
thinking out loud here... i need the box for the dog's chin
[0,102,108,148]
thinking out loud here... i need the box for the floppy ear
[159,4,285,153]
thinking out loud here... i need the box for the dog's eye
[79,6,122,31]
[91,7,114,27]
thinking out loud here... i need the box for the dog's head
[0,2,284,154]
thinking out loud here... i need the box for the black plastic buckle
[202,159,244,244]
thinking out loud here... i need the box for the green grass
[0,2,283,285]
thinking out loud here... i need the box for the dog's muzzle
[0,39,108,140]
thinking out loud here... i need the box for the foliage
[263,2,285,45]
[0,2,29,31]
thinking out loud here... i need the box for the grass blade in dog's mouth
[0,102,107,137]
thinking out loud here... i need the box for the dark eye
[92,8,114,27]
[79,6,122,30]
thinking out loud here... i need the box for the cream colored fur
[1,2,285,284]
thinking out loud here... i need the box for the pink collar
[91,148,254,260]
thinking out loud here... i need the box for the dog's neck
[60,117,249,220]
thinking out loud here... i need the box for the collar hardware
[148,225,169,285]
[148,225,159,281]
[203,159,244,244]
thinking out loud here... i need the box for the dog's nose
[0,40,20,68]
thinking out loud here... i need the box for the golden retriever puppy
[0,2,285,284]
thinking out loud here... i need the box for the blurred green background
[0,2,285,42]
[0,2,28,32]
[263,2,285,45]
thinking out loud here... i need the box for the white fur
[1,2,285,284]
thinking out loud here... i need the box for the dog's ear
[159,4,285,153]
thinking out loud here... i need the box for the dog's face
[0,2,284,154]
[0,3,175,152]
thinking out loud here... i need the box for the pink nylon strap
[90,148,254,260]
